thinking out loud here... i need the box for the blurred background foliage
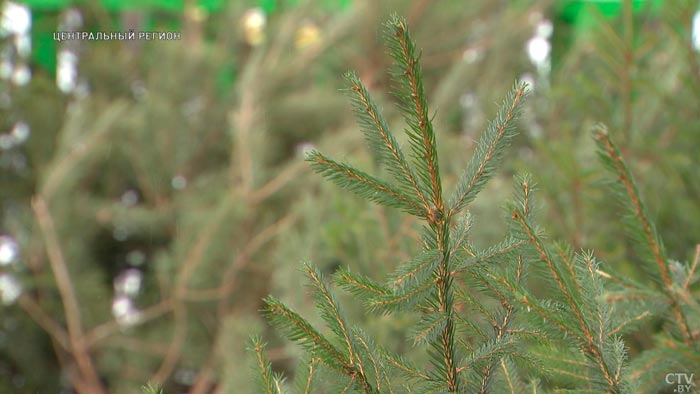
[0,0,698,393]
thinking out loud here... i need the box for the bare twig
[231,92,257,194]
[248,160,306,205]
[32,196,106,394]
[183,212,298,302]
[86,299,174,346]
[17,294,70,351]
[150,303,187,385]
[188,341,219,394]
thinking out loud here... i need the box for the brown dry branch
[17,294,70,351]
[85,298,174,346]
[32,196,106,394]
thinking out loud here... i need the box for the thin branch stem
[32,196,106,394]
[17,294,70,351]
[248,160,306,205]
[150,302,187,385]
[86,299,174,346]
[594,129,694,344]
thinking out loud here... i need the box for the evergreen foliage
[141,383,164,394]
[593,126,700,392]
[254,15,700,394]
[3,2,699,393]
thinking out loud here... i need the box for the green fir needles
[258,15,528,393]
[306,15,525,392]
[252,14,699,394]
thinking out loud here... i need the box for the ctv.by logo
[665,372,696,393]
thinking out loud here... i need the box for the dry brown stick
[104,336,171,356]
[123,136,168,206]
[188,342,219,394]
[176,197,232,292]
[187,213,298,392]
[247,160,306,205]
[150,302,187,385]
[405,0,431,26]
[17,294,71,351]
[85,298,174,346]
[21,245,74,392]
[187,171,302,390]
[220,211,298,290]
[231,92,256,194]
[147,195,234,384]
[32,196,106,394]
[183,212,298,302]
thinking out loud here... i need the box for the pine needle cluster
[251,15,700,394]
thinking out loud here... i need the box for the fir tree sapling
[251,14,699,394]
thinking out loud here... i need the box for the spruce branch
[608,310,652,336]
[448,211,474,256]
[449,83,527,216]
[388,249,442,289]
[433,278,461,392]
[249,336,285,394]
[511,207,594,341]
[511,234,626,392]
[265,267,379,393]
[353,328,394,393]
[305,265,380,393]
[455,286,497,330]
[452,237,527,274]
[262,296,349,372]
[682,244,700,291]
[292,356,317,394]
[499,358,527,394]
[307,150,427,217]
[385,15,443,215]
[412,312,450,346]
[593,126,670,287]
[507,178,633,392]
[345,71,432,213]
[380,348,431,382]
[141,383,163,394]
[334,268,391,299]
[367,277,436,313]
[305,264,357,364]
[467,258,531,394]
[260,14,540,394]
[593,125,694,345]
